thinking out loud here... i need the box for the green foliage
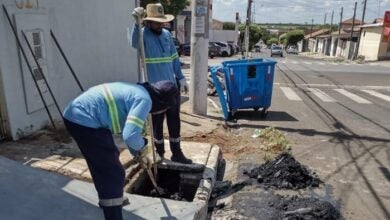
[259,127,291,152]
[285,29,304,46]
[238,24,264,50]
[223,22,236,30]
[279,33,287,45]
[267,38,279,46]
[141,0,189,17]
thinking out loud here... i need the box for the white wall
[210,30,238,44]
[358,27,382,61]
[0,0,138,139]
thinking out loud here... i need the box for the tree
[223,22,236,30]
[267,38,279,46]
[141,0,189,17]
[279,33,287,45]
[238,24,263,50]
[285,30,304,46]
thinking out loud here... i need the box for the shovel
[143,165,166,196]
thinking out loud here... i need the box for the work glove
[135,145,152,169]
[179,78,188,94]
[134,138,152,169]
[132,7,145,24]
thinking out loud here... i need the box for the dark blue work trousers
[152,90,181,151]
[63,119,124,220]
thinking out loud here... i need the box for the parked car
[209,42,220,58]
[181,42,220,58]
[181,43,191,56]
[286,45,298,54]
[271,45,283,57]
[212,41,231,57]
[254,45,261,52]
[228,43,235,56]
[172,37,182,56]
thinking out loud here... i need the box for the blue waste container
[210,58,277,120]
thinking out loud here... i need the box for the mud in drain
[243,153,321,189]
[131,168,202,202]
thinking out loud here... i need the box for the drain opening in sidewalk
[131,168,203,202]
[243,152,322,189]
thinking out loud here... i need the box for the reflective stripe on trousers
[99,196,128,207]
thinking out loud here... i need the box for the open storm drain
[243,152,322,189]
[130,168,203,202]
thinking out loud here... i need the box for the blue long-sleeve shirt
[130,24,184,84]
[63,82,151,154]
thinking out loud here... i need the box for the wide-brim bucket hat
[143,3,174,23]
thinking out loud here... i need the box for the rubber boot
[102,205,122,220]
[155,143,165,159]
[170,144,192,164]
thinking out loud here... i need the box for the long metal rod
[2,4,56,130]
[50,30,84,92]
[137,18,158,179]
[21,30,62,116]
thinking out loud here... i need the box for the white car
[270,45,283,57]
[213,41,231,57]
[286,46,298,54]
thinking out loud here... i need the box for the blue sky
[213,0,390,24]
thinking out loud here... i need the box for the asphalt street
[182,51,390,219]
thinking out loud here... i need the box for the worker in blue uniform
[63,80,178,220]
[130,3,192,164]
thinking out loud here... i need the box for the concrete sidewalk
[299,52,390,67]
[0,142,219,220]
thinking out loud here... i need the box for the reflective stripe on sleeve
[145,52,179,64]
[101,84,121,134]
[126,115,145,129]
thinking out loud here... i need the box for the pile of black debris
[243,152,322,189]
[270,195,341,220]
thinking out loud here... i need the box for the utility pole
[235,12,240,45]
[330,10,334,31]
[324,13,327,26]
[361,0,367,24]
[310,18,314,37]
[339,7,343,35]
[252,0,255,24]
[355,0,367,59]
[244,0,252,58]
[189,0,209,115]
[350,2,357,40]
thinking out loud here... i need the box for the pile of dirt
[269,195,341,220]
[243,153,321,189]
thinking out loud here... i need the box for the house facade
[0,0,138,140]
[358,12,390,61]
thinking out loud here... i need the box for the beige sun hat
[143,3,174,23]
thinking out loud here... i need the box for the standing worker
[130,3,192,164]
[63,80,179,220]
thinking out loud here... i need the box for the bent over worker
[63,81,178,220]
[130,3,192,164]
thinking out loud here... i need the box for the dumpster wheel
[261,108,268,119]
